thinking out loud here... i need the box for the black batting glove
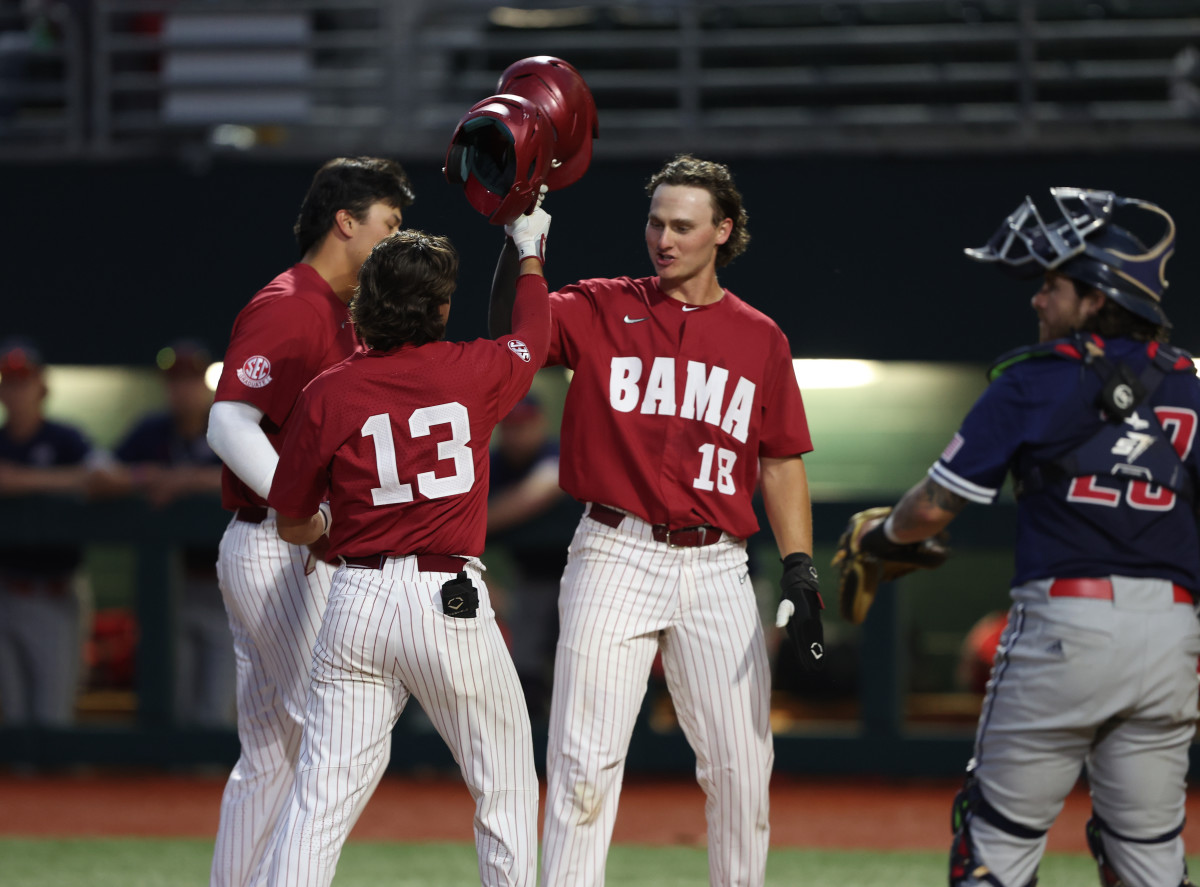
[774,552,826,673]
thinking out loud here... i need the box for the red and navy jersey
[930,336,1200,589]
[546,276,812,539]
[269,275,550,559]
[214,263,359,511]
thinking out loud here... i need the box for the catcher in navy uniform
[836,188,1200,887]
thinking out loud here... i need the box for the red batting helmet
[497,56,598,191]
[444,93,556,226]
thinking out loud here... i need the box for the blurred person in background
[487,392,580,721]
[0,337,100,726]
[95,339,232,727]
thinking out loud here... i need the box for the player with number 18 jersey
[549,275,811,535]
[515,157,817,887]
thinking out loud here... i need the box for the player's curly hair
[1072,279,1169,343]
[294,156,416,258]
[645,154,750,267]
[352,230,458,350]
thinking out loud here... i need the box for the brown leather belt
[588,503,723,548]
[235,506,269,524]
[342,554,467,574]
[1049,577,1193,604]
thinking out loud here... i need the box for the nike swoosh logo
[623,315,647,324]
[682,305,701,312]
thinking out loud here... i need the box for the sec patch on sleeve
[236,355,273,388]
[507,339,531,363]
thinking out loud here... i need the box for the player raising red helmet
[497,55,598,191]
[446,56,597,225]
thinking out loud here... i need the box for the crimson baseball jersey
[270,274,550,558]
[546,276,812,539]
[214,263,360,510]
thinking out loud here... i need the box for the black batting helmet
[965,187,1176,327]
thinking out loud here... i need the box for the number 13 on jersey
[362,402,475,505]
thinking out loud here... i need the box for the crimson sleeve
[215,297,330,430]
[758,328,814,458]
[510,273,551,369]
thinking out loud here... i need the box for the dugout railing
[5,494,1197,778]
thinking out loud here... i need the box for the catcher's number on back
[832,506,950,624]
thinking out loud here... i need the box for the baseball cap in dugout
[0,337,45,381]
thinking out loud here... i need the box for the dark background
[8,149,1199,366]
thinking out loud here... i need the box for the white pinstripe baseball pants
[542,506,773,887]
[212,513,347,887]
[266,556,538,887]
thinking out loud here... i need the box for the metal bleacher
[1,0,1199,161]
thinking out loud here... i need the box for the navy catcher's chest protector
[990,333,1198,501]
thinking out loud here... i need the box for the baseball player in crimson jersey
[491,154,821,887]
[205,156,414,886]
[263,220,551,887]
[862,188,1200,887]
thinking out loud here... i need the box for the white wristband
[318,502,332,536]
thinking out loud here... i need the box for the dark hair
[293,156,416,257]
[351,230,458,350]
[1072,278,1168,343]
[645,154,750,267]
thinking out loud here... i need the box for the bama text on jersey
[609,356,755,444]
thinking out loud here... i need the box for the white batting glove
[505,206,551,264]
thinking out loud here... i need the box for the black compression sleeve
[489,238,521,338]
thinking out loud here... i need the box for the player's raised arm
[489,237,521,338]
[501,207,552,368]
[490,189,549,336]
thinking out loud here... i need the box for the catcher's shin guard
[950,777,1042,887]
[1086,814,1192,887]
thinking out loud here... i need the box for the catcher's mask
[965,187,1175,328]
[444,94,555,226]
[496,55,598,191]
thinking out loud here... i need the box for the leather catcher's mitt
[832,506,950,624]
